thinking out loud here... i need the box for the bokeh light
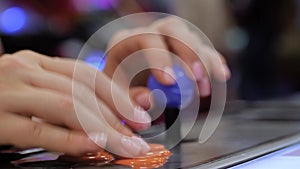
[0,7,27,34]
[72,0,119,12]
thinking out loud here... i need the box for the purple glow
[92,0,119,10]
[121,120,125,126]
[84,51,106,71]
[73,0,119,12]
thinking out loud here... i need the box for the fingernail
[222,65,231,80]
[132,136,150,154]
[149,143,166,152]
[134,106,152,124]
[163,66,175,84]
[88,132,108,149]
[198,78,211,97]
[192,62,204,81]
[121,136,142,156]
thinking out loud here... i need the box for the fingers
[137,34,175,85]
[0,79,150,157]
[197,77,211,97]
[0,87,83,130]
[25,69,73,95]
[0,51,151,156]
[11,50,151,130]
[160,18,231,81]
[32,53,151,131]
[71,78,134,136]
[105,134,150,157]
[0,84,150,157]
[73,99,150,157]
[1,51,135,135]
[164,33,213,97]
[155,18,231,96]
[0,109,150,157]
[129,87,152,110]
[106,32,175,85]
[104,17,231,99]
[0,112,101,156]
[156,21,206,78]
[5,72,134,136]
[199,47,231,81]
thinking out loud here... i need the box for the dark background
[0,0,299,101]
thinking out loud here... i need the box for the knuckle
[31,123,43,139]
[13,122,43,148]
[0,54,24,70]
[66,131,74,144]
[0,54,12,59]
[58,96,75,113]
[14,50,36,57]
[52,56,60,60]
[13,50,44,62]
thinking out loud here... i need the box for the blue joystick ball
[147,65,195,108]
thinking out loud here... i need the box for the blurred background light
[92,0,119,10]
[72,0,119,12]
[0,7,27,34]
[225,26,249,53]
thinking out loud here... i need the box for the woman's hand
[0,50,151,157]
[104,17,231,109]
